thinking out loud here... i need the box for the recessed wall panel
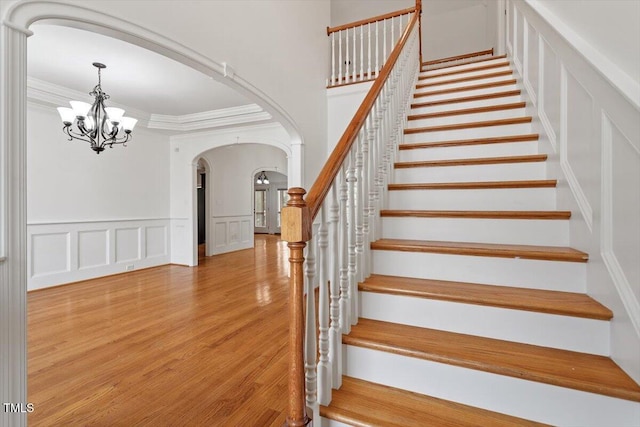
[78,229,108,269]
[215,222,227,247]
[241,220,251,242]
[611,124,640,302]
[31,232,70,277]
[229,221,240,244]
[146,225,167,258]
[565,70,596,211]
[542,38,561,142]
[115,227,141,263]
[526,21,539,99]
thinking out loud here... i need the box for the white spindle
[331,32,336,87]
[317,206,331,406]
[352,26,356,82]
[367,22,372,80]
[359,24,364,81]
[347,148,358,325]
[328,180,342,388]
[391,15,395,59]
[339,30,344,84]
[338,165,350,334]
[346,28,351,83]
[383,18,387,65]
[304,236,317,409]
[362,115,373,278]
[355,129,365,284]
[375,20,379,76]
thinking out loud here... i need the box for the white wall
[169,125,290,264]
[423,0,498,61]
[508,0,640,383]
[330,0,413,25]
[26,102,171,289]
[531,0,640,86]
[327,81,373,153]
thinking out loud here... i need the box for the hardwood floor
[28,235,291,426]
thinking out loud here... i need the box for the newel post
[281,187,313,427]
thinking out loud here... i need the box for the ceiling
[27,24,253,117]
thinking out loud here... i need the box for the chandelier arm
[63,126,100,145]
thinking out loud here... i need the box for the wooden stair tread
[360,274,612,320]
[388,179,557,190]
[370,238,588,262]
[380,209,571,219]
[408,102,526,121]
[416,70,513,89]
[320,376,549,427]
[399,134,539,150]
[405,117,532,135]
[411,89,522,108]
[395,154,546,168]
[414,79,517,98]
[418,60,510,80]
[345,319,640,402]
[421,54,508,72]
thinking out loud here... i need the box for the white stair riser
[381,217,569,246]
[411,94,523,115]
[372,250,586,292]
[413,82,518,103]
[421,58,509,76]
[416,75,514,93]
[394,161,546,183]
[320,418,351,427]
[359,292,609,355]
[343,346,640,427]
[407,108,526,129]
[397,141,538,161]
[387,187,556,211]
[404,122,532,143]
[418,65,511,84]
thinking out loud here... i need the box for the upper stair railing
[327,6,417,87]
[281,6,421,426]
[422,48,494,71]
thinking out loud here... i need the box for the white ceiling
[27,24,252,117]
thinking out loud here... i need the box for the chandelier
[256,171,269,185]
[56,62,137,154]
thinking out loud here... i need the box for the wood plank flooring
[28,235,290,427]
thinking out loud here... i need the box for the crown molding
[170,121,285,142]
[148,104,272,132]
[26,77,273,132]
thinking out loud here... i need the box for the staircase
[319,54,640,426]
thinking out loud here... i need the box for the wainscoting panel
[211,215,253,255]
[27,219,170,290]
[524,19,538,106]
[31,232,70,278]
[512,0,640,382]
[78,229,108,270]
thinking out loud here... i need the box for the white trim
[525,0,640,111]
[522,17,537,107]
[27,217,172,226]
[537,34,556,152]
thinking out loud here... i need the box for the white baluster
[329,180,342,388]
[317,205,331,406]
[367,22,372,80]
[338,165,350,334]
[391,15,395,56]
[346,27,350,83]
[375,20,379,76]
[331,32,336,87]
[338,29,343,85]
[355,129,365,284]
[352,26,356,82]
[359,24,364,81]
[383,18,387,64]
[347,148,358,325]
[304,236,317,409]
[362,115,373,278]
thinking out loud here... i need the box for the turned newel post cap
[282,187,311,243]
[286,187,307,207]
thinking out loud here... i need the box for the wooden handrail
[327,6,416,35]
[422,48,494,66]
[307,12,419,222]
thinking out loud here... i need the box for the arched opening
[0,1,305,413]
